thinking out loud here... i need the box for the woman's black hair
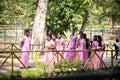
[58,32,62,35]
[83,33,87,39]
[46,29,52,35]
[86,38,90,49]
[116,38,119,42]
[93,35,97,41]
[79,32,84,39]
[83,33,90,49]
[24,29,30,33]
[97,35,102,47]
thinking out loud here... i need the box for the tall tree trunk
[109,15,114,29]
[80,16,86,32]
[31,0,48,50]
[80,11,88,32]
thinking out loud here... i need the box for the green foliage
[46,0,92,35]
[0,0,120,32]
[0,74,10,80]
[55,59,84,71]
[88,0,120,28]
[63,30,71,42]
[0,0,37,28]
[0,62,52,79]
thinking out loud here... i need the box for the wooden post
[57,51,59,63]
[93,51,97,69]
[36,51,39,71]
[11,43,14,76]
[11,53,14,76]
[106,44,108,57]
[111,50,113,67]
[76,50,79,60]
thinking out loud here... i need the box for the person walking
[55,33,66,61]
[77,33,88,62]
[113,38,120,60]
[20,29,31,69]
[88,35,98,68]
[65,30,77,61]
[43,34,56,66]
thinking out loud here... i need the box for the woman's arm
[50,41,56,49]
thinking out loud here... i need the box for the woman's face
[26,32,30,36]
[97,36,101,42]
[57,33,61,38]
[46,36,51,41]
[93,36,97,41]
[80,33,83,38]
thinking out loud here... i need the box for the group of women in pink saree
[44,30,105,69]
[20,29,105,69]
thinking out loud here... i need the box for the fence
[0,25,119,49]
[0,25,24,49]
[83,29,120,40]
[0,43,120,77]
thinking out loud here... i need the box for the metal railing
[0,43,120,76]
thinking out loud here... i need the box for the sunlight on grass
[0,62,53,79]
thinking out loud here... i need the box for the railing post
[56,51,60,69]
[11,52,14,76]
[76,50,79,60]
[56,51,59,63]
[36,51,39,71]
[111,50,113,67]
[106,44,108,57]
[11,43,14,76]
[31,44,33,59]
[93,50,97,69]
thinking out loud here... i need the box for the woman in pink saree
[20,29,31,68]
[96,35,105,68]
[88,35,105,68]
[56,33,66,61]
[44,34,56,66]
[77,33,88,62]
[88,35,98,68]
[65,30,77,61]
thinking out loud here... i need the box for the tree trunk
[80,16,86,32]
[31,0,48,50]
[80,11,88,32]
[109,15,114,29]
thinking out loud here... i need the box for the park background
[0,0,120,80]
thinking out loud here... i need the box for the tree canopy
[0,0,37,27]
[0,0,120,33]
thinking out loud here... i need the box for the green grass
[0,60,84,79]
[0,62,53,79]
[0,74,11,80]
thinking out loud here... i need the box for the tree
[46,0,92,35]
[31,0,48,49]
[90,0,120,29]
[0,0,37,27]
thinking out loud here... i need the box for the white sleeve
[51,40,55,45]
[118,43,120,48]
[102,41,105,46]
